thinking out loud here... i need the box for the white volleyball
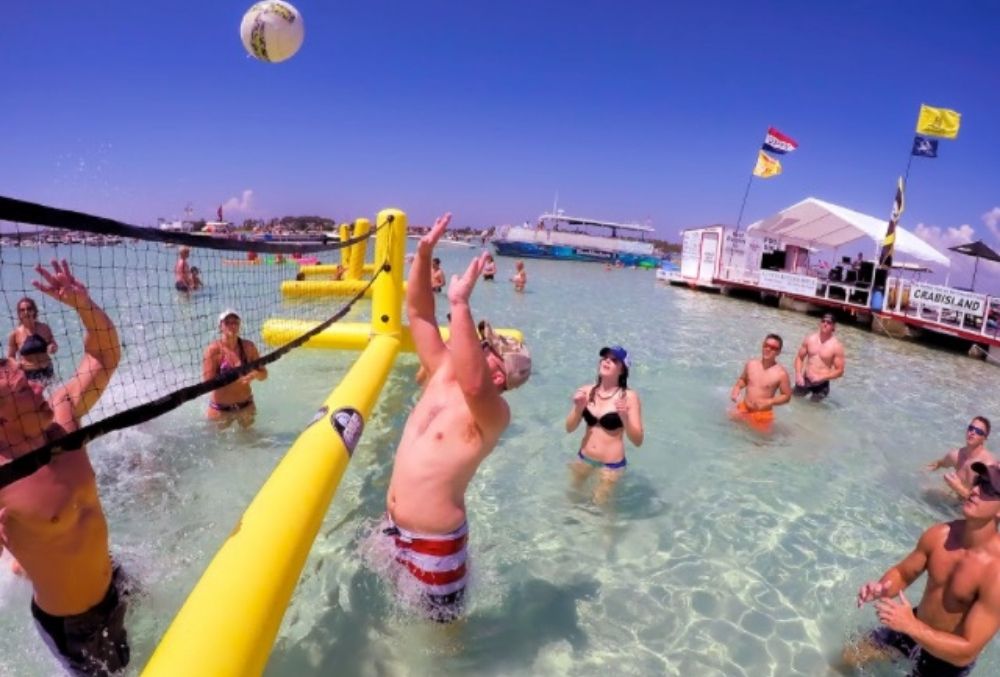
[240,1,304,63]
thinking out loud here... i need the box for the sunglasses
[762,342,781,351]
[17,307,36,314]
[600,355,622,364]
[974,474,1000,500]
[968,424,988,437]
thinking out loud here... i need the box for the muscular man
[730,333,792,432]
[846,461,1000,675]
[0,260,125,675]
[793,313,845,401]
[927,417,996,500]
[380,213,531,621]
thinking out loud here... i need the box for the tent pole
[972,256,980,290]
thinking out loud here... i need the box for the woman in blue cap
[565,345,644,503]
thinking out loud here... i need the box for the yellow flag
[915,104,961,139]
[753,150,782,178]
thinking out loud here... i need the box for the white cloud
[221,189,254,215]
[982,207,1000,240]
[913,222,976,251]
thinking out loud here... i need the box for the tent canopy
[746,197,950,267]
[948,240,1000,263]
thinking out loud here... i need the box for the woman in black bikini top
[202,309,268,428]
[564,345,645,504]
[6,296,58,381]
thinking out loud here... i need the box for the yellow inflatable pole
[347,218,370,281]
[339,223,352,271]
[144,210,407,676]
[280,279,406,299]
[297,263,378,277]
[262,320,523,352]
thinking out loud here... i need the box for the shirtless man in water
[174,245,194,293]
[926,417,996,501]
[845,461,1000,676]
[793,312,845,401]
[381,213,531,622]
[730,333,792,432]
[0,260,125,675]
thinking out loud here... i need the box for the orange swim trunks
[735,401,775,432]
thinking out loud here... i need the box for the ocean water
[1,242,999,676]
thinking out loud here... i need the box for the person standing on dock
[729,333,792,433]
[378,212,531,622]
[926,417,996,500]
[792,313,845,401]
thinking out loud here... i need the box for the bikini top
[19,332,50,357]
[582,407,624,431]
[218,339,248,376]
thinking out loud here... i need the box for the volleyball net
[0,196,391,489]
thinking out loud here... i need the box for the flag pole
[734,172,755,233]
[903,150,915,185]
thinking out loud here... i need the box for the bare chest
[927,549,985,607]
[0,452,99,538]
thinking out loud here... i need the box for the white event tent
[745,197,950,267]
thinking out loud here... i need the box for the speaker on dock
[829,266,843,282]
[859,261,875,285]
[844,269,858,284]
[873,267,888,289]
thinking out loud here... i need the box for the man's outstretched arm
[408,214,451,377]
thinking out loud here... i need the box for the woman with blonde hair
[202,309,267,428]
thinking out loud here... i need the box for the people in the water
[7,296,58,383]
[730,333,792,433]
[793,312,845,401]
[565,345,644,504]
[511,260,527,292]
[174,245,194,292]
[430,257,445,293]
[926,417,995,500]
[0,260,128,675]
[846,461,1000,676]
[202,309,267,428]
[380,213,531,622]
[482,254,497,281]
[190,266,203,290]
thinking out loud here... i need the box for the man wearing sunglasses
[927,418,995,500]
[792,312,845,401]
[846,461,1000,675]
[377,213,531,622]
[729,333,792,432]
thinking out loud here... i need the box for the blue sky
[3,1,999,283]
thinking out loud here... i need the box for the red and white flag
[762,127,798,155]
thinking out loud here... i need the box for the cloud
[913,222,976,251]
[982,207,1000,240]
[221,189,254,214]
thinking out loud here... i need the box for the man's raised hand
[419,213,452,255]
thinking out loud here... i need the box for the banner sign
[910,283,986,316]
[758,270,819,296]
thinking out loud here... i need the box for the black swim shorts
[793,376,830,400]
[867,621,974,677]
[175,280,190,292]
[31,567,130,676]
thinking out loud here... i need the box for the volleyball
[240,1,304,63]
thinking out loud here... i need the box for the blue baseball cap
[599,345,631,370]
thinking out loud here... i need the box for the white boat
[492,212,662,268]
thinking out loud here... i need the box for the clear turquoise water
[1,243,998,676]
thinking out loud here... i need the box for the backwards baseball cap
[218,309,240,325]
[971,462,1000,495]
[599,345,631,371]
[480,321,532,390]
[821,312,836,324]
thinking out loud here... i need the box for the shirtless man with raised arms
[380,213,531,621]
[0,260,125,675]
[793,312,845,401]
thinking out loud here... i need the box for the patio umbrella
[947,240,1000,290]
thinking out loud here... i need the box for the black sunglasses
[969,424,988,437]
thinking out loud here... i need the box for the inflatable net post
[144,209,408,676]
[346,218,370,281]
